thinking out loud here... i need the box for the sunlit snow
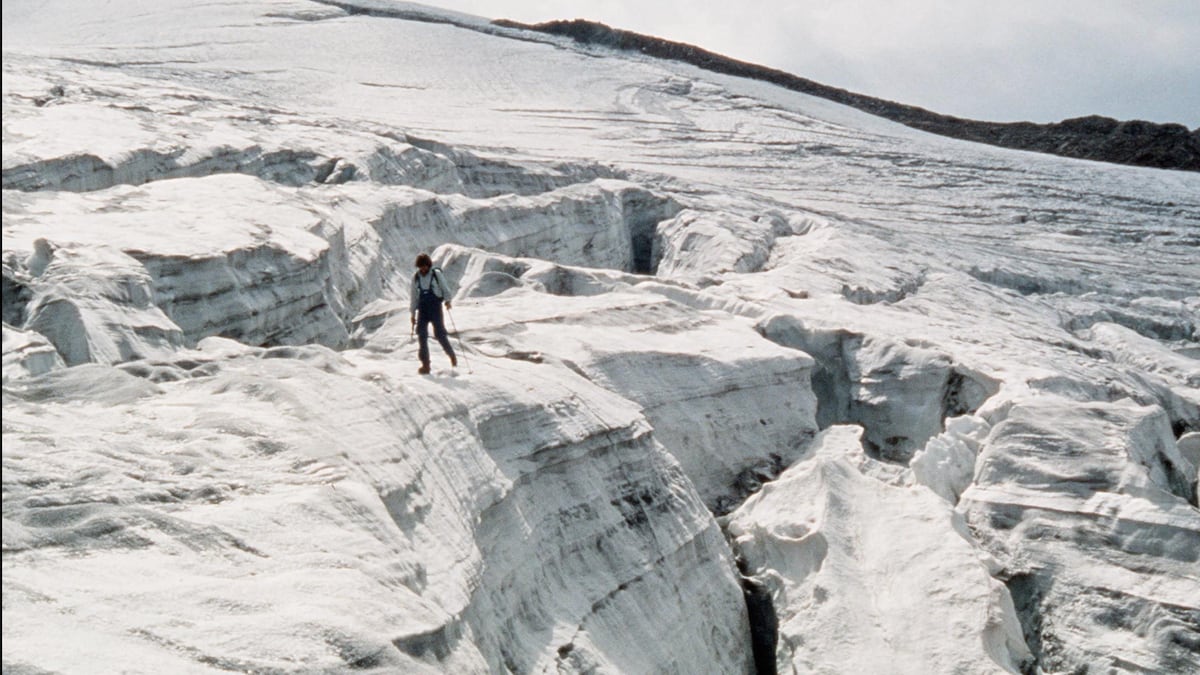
[3,1,1198,674]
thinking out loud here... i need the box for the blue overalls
[416,272,455,368]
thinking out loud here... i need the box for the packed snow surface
[3,1,1198,674]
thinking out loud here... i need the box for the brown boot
[418,363,431,375]
[450,353,457,367]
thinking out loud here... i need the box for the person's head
[415,253,432,272]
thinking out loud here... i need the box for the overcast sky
[427,0,1199,127]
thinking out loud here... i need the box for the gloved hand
[445,301,452,310]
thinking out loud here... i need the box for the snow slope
[3,1,1198,673]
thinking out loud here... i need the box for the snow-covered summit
[3,2,1198,673]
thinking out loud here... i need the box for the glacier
[3,1,1198,674]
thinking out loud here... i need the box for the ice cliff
[3,1,1198,674]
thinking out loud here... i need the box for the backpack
[414,267,443,297]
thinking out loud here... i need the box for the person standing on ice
[410,253,457,374]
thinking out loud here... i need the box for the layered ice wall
[4,1,1199,674]
[4,346,752,673]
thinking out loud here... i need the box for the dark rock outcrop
[499,19,1199,172]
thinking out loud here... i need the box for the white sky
[427,0,1200,127]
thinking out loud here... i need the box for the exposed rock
[3,2,1198,673]
[503,19,1200,171]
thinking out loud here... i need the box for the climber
[410,252,457,374]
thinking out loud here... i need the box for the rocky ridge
[3,2,1199,674]
[500,18,1200,172]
